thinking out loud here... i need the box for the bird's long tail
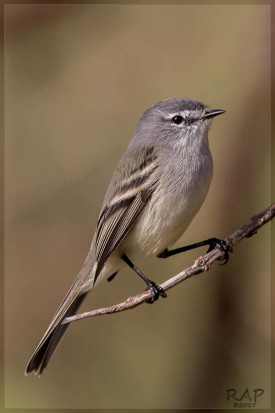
[25,246,96,376]
[25,292,87,376]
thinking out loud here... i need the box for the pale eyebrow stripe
[156,109,199,119]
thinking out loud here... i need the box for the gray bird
[25,97,227,376]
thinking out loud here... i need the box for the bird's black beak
[201,109,226,120]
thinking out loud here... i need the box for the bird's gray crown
[153,97,205,113]
[142,98,206,119]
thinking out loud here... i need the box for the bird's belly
[122,168,212,259]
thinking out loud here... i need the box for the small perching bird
[25,97,227,376]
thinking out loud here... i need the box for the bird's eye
[171,115,184,125]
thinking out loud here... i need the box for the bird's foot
[146,281,167,304]
[207,237,233,264]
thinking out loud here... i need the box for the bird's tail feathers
[25,249,96,376]
[25,293,87,376]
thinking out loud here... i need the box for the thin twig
[63,203,275,325]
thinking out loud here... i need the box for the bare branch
[62,203,275,325]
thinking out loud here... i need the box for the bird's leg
[158,237,232,264]
[121,254,167,303]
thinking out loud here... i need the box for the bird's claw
[207,237,233,264]
[146,282,167,304]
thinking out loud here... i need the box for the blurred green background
[4,3,271,410]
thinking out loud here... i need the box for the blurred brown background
[4,3,271,409]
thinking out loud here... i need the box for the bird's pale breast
[122,151,213,259]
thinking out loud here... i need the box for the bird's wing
[94,187,154,281]
[93,146,159,282]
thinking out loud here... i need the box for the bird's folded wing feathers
[94,188,154,281]
[93,146,158,281]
